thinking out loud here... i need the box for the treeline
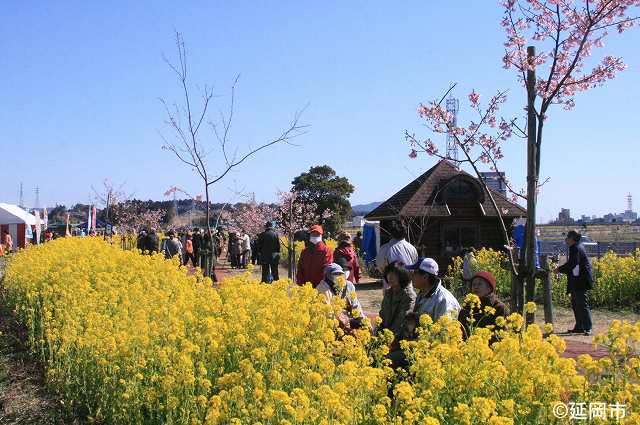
[47,200,277,227]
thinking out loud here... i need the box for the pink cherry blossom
[501,0,640,111]
[468,90,480,107]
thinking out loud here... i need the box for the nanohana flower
[4,238,639,424]
[524,302,537,314]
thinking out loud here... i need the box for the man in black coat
[554,230,593,335]
[192,228,202,266]
[145,229,159,255]
[257,221,281,283]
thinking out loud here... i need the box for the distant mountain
[351,201,383,215]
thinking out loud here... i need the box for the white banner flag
[43,207,48,230]
[34,210,42,244]
[87,205,92,234]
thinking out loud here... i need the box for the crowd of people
[0,227,59,257]
[287,221,514,368]
[289,220,594,369]
[135,228,224,266]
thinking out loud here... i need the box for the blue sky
[2,1,639,222]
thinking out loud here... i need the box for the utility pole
[18,182,24,209]
[524,45,538,322]
[34,186,41,210]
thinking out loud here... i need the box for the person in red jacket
[296,225,333,287]
[333,233,361,283]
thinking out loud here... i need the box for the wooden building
[365,160,526,270]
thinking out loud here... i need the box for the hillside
[352,201,382,215]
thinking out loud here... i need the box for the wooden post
[510,271,519,313]
[540,255,554,330]
[524,45,538,321]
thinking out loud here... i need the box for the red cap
[473,271,496,292]
[309,225,323,235]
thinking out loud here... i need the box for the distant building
[480,172,507,197]
[622,194,637,223]
[553,208,574,225]
[621,210,638,223]
[579,214,592,224]
[555,194,638,225]
[352,216,365,227]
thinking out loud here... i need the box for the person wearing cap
[378,262,417,342]
[385,258,458,369]
[404,257,460,335]
[296,225,333,287]
[316,263,366,329]
[457,271,509,340]
[257,221,281,283]
[376,221,418,288]
[333,233,361,283]
[554,230,593,335]
[136,229,147,252]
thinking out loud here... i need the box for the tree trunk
[541,255,554,329]
[287,238,295,280]
[205,184,215,280]
[524,45,538,322]
[287,200,295,280]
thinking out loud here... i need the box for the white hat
[406,257,439,276]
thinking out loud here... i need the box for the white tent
[0,203,38,250]
[0,203,38,225]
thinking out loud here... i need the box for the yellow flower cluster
[388,314,640,425]
[445,248,511,297]
[279,237,306,266]
[4,239,640,424]
[4,238,388,424]
[581,320,640,424]
[588,249,640,308]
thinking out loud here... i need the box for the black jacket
[257,229,281,263]
[192,233,202,254]
[558,242,593,293]
[145,233,159,254]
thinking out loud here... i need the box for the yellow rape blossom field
[3,238,640,424]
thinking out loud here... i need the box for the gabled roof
[0,203,38,225]
[365,160,526,219]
